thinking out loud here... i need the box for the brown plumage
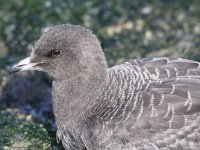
[10,24,200,150]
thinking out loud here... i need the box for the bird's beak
[9,57,38,74]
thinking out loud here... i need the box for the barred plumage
[55,57,200,149]
[10,24,200,150]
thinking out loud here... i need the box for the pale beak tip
[8,64,21,74]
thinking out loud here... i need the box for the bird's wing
[125,57,200,149]
[100,57,200,149]
[129,57,200,126]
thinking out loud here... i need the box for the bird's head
[10,24,108,80]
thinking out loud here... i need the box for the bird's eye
[52,49,61,56]
[46,49,62,58]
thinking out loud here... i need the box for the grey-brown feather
[55,57,200,149]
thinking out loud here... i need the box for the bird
[10,24,200,150]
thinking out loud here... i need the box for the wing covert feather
[125,57,200,148]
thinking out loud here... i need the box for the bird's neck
[52,70,107,128]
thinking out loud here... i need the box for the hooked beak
[9,57,38,74]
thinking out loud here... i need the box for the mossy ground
[0,111,63,150]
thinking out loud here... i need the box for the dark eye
[52,49,61,56]
[46,49,62,58]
